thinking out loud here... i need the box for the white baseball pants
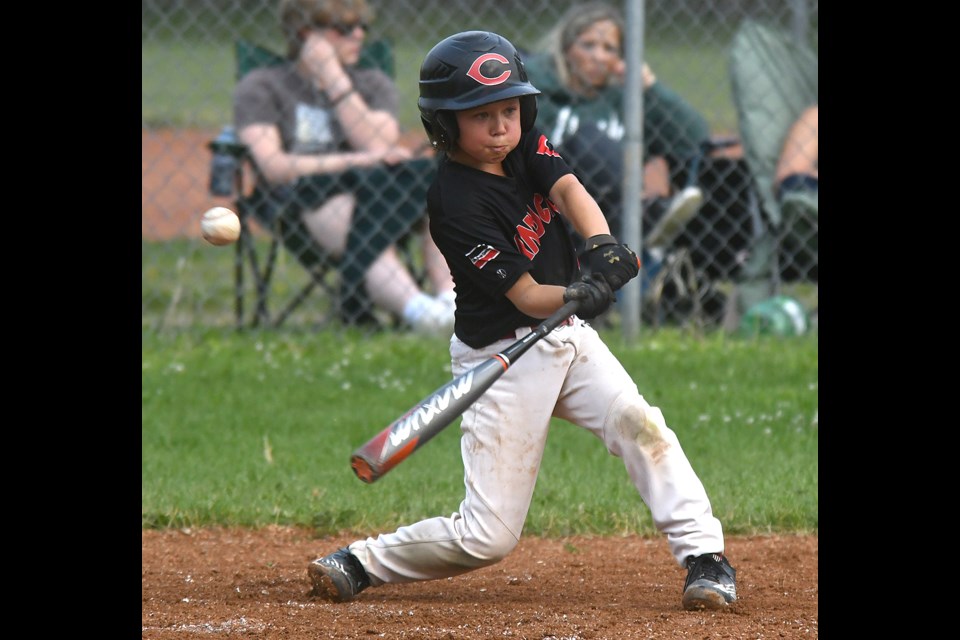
[350,317,725,585]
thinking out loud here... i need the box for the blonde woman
[525,2,710,250]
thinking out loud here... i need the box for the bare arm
[300,32,401,151]
[502,174,614,319]
[549,173,611,239]
[238,123,411,186]
[504,272,567,319]
[551,173,639,292]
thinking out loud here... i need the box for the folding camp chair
[728,19,818,312]
[207,40,425,329]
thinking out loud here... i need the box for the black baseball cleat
[682,552,737,611]
[308,547,371,602]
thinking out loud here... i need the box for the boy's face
[449,97,522,170]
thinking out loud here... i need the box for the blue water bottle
[209,125,239,197]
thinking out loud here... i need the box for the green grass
[142,41,238,128]
[142,237,329,331]
[142,328,818,536]
[142,231,431,331]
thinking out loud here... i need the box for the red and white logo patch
[466,244,501,270]
[536,134,561,158]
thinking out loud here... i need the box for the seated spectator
[233,0,454,332]
[524,1,711,252]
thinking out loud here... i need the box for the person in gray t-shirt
[234,0,455,332]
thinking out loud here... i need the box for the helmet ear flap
[420,114,439,149]
[436,111,459,151]
[422,110,460,153]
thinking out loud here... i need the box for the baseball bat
[350,299,581,483]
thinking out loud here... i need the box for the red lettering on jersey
[536,134,561,158]
[515,226,540,259]
[522,209,545,237]
[466,53,511,86]
[533,193,557,222]
[513,193,560,259]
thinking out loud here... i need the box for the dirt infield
[141,527,817,639]
[142,127,232,241]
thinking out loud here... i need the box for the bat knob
[351,456,376,484]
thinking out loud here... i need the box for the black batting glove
[584,234,640,291]
[563,273,615,319]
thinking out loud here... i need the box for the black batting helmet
[418,31,540,152]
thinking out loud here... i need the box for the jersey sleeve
[519,127,575,198]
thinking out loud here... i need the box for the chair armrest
[702,135,740,153]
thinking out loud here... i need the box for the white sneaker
[646,186,703,248]
[410,297,454,335]
[437,289,456,314]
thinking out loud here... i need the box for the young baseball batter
[309,30,737,611]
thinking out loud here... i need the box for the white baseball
[200,207,241,246]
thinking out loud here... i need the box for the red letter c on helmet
[466,53,511,86]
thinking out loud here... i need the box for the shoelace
[688,554,729,582]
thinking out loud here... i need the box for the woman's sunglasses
[327,22,369,36]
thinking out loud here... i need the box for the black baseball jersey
[428,128,582,348]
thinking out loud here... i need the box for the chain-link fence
[142,0,818,335]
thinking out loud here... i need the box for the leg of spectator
[299,193,373,323]
[300,191,451,331]
[300,192,354,257]
[643,156,671,199]
[365,248,453,332]
[642,155,703,249]
[774,105,818,188]
[363,246,422,316]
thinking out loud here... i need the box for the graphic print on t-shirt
[293,103,335,153]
